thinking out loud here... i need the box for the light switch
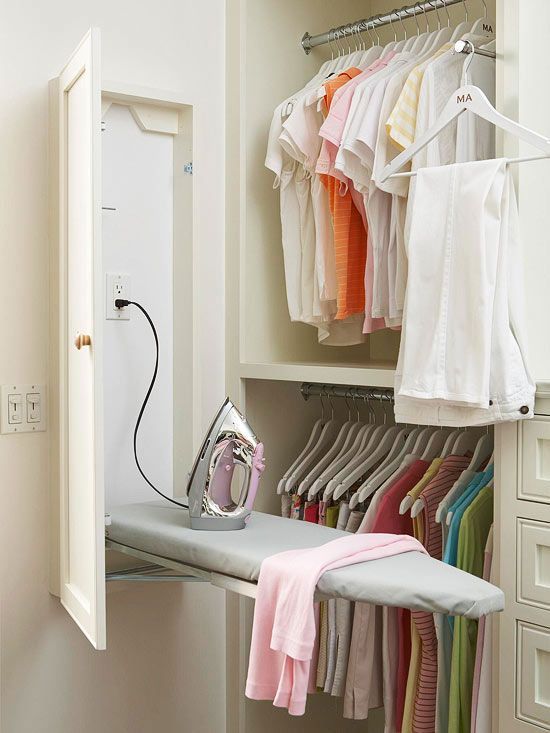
[26,393,41,422]
[1,384,46,434]
[8,394,22,424]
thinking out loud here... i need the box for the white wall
[102,103,174,511]
[0,2,226,732]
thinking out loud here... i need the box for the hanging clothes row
[266,5,495,346]
[278,384,494,732]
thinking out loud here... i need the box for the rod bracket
[301,32,312,54]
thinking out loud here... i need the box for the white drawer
[518,519,550,611]
[517,620,550,729]
[520,420,550,504]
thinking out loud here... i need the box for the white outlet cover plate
[106,273,131,320]
[1,384,47,434]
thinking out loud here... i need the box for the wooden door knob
[74,333,92,350]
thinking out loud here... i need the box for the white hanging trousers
[395,159,535,427]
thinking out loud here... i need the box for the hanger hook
[351,23,360,52]
[408,5,420,36]
[417,1,429,32]
[327,29,335,60]
[462,0,469,21]
[324,385,335,419]
[480,0,487,17]
[337,28,345,56]
[460,38,475,82]
[343,389,351,421]
[352,389,360,421]
[397,7,408,38]
[318,389,325,421]
[440,0,451,27]
[359,21,367,50]
[374,18,381,45]
[363,19,373,47]
[428,0,442,30]
[388,10,397,42]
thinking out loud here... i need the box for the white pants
[395,159,534,427]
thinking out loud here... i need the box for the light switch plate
[1,384,47,434]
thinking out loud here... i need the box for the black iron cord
[116,299,188,509]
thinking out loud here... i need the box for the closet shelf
[239,361,396,388]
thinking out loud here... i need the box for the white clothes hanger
[277,395,326,494]
[358,20,383,68]
[434,468,474,523]
[309,423,375,500]
[332,425,403,502]
[346,23,371,68]
[379,80,550,184]
[284,399,342,492]
[433,433,493,523]
[409,2,433,54]
[439,429,462,457]
[420,427,453,461]
[323,420,388,501]
[297,393,363,495]
[321,423,383,501]
[450,0,474,41]
[424,0,454,49]
[470,0,495,39]
[466,433,493,471]
[356,426,422,504]
[388,11,407,53]
[452,428,483,457]
[397,426,445,514]
[298,420,362,496]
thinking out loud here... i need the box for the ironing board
[106,501,504,619]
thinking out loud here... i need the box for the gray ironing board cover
[106,501,504,619]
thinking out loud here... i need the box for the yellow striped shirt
[386,43,453,150]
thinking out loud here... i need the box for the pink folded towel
[245,533,427,715]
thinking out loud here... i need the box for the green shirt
[448,486,494,733]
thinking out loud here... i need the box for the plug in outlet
[106,273,131,320]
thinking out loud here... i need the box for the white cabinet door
[56,28,105,649]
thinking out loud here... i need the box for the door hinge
[183,162,193,175]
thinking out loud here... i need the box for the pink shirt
[315,55,396,335]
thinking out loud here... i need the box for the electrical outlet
[106,273,131,320]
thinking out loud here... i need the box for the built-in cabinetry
[49,1,550,732]
[226,1,550,732]
[497,390,550,732]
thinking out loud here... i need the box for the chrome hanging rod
[300,383,394,403]
[302,0,471,54]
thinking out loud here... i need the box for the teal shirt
[443,465,494,567]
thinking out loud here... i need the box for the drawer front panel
[518,519,550,611]
[520,420,550,504]
[517,621,550,729]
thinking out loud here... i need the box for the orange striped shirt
[319,69,367,320]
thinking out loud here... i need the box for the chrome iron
[186,399,265,530]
